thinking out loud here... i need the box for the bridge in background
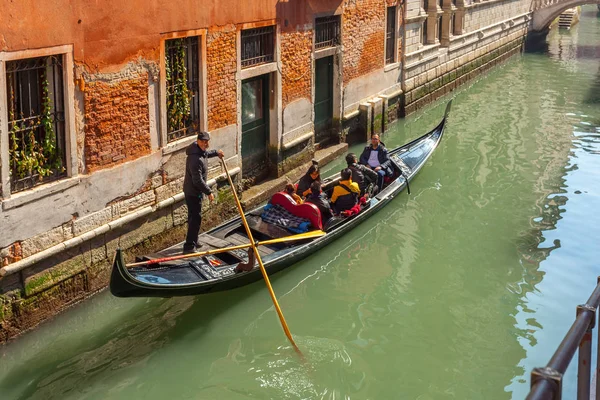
[530,0,600,31]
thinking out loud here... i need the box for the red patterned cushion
[270,192,323,230]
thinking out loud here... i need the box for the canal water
[1,8,599,399]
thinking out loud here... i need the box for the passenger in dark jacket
[296,160,320,198]
[183,131,224,253]
[304,181,333,222]
[346,153,377,195]
[359,134,392,191]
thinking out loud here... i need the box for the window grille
[241,26,275,68]
[6,55,66,193]
[165,36,200,142]
[385,7,397,64]
[315,16,341,49]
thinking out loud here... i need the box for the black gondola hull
[110,101,452,298]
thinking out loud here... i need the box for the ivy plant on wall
[166,39,191,134]
[8,70,63,183]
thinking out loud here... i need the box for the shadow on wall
[275,0,345,28]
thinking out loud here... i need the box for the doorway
[241,75,269,178]
[314,56,334,143]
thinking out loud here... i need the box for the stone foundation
[0,183,239,344]
[403,38,524,115]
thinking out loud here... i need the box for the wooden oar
[125,230,325,268]
[220,159,302,354]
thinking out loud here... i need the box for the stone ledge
[1,177,81,211]
[162,135,197,156]
[240,143,348,210]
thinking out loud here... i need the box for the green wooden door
[314,56,334,142]
[241,75,269,176]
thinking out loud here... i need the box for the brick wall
[84,73,151,172]
[207,27,237,131]
[280,29,313,107]
[342,0,385,83]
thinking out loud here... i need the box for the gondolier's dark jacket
[359,144,393,176]
[183,142,218,198]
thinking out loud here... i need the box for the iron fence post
[529,367,562,400]
[596,277,600,400]
[577,304,595,400]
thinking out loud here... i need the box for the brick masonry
[84,73,151,172]
[280,29,313,107]
[342,0,386,83]
[207,26,238,131]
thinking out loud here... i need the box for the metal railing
[530,0,561,11]
[526,278,600,399]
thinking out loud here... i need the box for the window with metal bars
[385,6,397,64]
[422,20,428,45]
[438,16,443,42]
[165,36,200,143]
[315,16,341,49]
[6,55,66,193]
[241,26,275,68]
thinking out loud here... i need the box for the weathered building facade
[1,0,532,342]
[402,0,531,113]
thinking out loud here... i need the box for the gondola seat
[270,192,323,231]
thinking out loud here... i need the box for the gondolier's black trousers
[184,194,203,251]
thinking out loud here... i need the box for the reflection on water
[1,6,600,400]
[0,297,195,400]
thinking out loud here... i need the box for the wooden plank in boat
[227,232,274,255]
[198,234,235,249]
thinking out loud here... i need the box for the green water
[2,8,600,399]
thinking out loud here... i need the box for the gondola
[110,100,452,298]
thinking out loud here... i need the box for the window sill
[314,46,338,60]
[162,135,197,155]
[1,176,80,211]
[384,62,401,72]
[240,62,278,81]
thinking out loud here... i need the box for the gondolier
[183,131,224,253]
[109,100,452,299]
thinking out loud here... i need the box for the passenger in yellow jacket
[330,168,361,213]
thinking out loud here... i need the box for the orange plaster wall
[0,0,288,72]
